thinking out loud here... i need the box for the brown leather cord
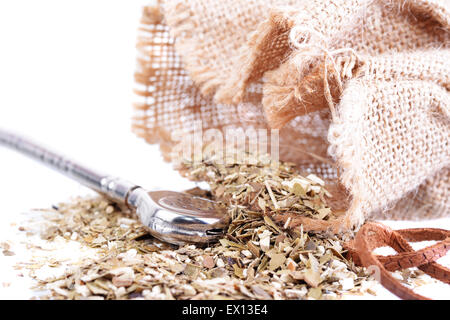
[344,222,450,300]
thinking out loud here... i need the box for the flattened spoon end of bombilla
[126,188,230,246]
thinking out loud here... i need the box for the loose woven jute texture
[133,0,450,234]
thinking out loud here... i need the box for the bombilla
[0,128,229,246]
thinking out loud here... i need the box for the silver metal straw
[0,128,228,245]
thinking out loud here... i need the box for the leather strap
[344,222,450,300]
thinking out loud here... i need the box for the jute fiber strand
[133,0,450,234]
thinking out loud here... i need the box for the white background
[0,1,448,299]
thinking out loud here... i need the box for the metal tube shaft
[0,128,140,206]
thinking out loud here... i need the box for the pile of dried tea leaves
[177,151,341,235]
[15,153,386,300]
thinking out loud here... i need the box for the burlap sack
[133,0,449,233]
